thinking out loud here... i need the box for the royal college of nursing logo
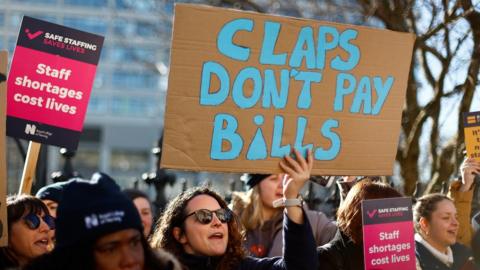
[84,214,99,229]
[84,211,125,229]
[23,123,52,139]
[24,124,36,135]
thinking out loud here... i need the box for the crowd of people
[0,149,478,270]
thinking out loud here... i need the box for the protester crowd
[0,151,478,270]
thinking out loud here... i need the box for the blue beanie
[35,181,70,203]
[55,172,143,248]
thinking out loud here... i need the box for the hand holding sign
[459,157,480,192]
[280,148,313,199]
[463,111,480,162]
[279,148,313,225]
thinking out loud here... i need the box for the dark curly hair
[151,186,246,270]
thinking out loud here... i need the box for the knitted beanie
[240,173,270,189]
[55,172,142,248]
[35,181,70,203]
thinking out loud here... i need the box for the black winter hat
[55,172,143,248]
[240,173,270,189]
[35,181,70,203]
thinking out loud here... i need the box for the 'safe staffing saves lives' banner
[162,4,415,175]
[362,197,415,270]
[7,16,104,150]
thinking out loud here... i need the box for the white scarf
[415,233,454,267]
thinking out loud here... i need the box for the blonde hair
[231,186,281,231]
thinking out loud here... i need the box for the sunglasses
[183,208,233,225]
[23,213,55,230]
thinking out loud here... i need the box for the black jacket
[0,248,19,270]
[317,229,364,270]
[415,240,472,270]
[178,212,318,270]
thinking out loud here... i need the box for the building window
[110,149,149,187]
[92,69,106,89]
[115,0,156,11]
[111,150,149,173]
[72,147,100,178]
[110,96,159,116]
[113,19,159,38]
[64,0,107,7]
[8,13,57,29]
[99,46,108,62]
[8,37,17,53]
[111,70,158,89]
[0,12,4,29]
[12,0,57,4]
[8,14,22,29]
[63,17,107,35]
[88,96,110,115]
[111,96,128,114]
[109,45,155,62]
[129,97,159,116]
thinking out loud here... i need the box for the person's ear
[173,227,187,244]
[419,217,430,235]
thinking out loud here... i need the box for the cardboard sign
[6,16,104,150]
[464,111,480,161]
[0,51,8,246]
[162,4,415,175]
[362,197,415,270]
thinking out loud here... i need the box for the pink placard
[7,46,97,131]
[363,221,416,270]
[362,197,416,270]
[6,16,104,149]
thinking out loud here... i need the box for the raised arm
[279,148,313,224]
[448,157,480,246]
[240,148,318,270]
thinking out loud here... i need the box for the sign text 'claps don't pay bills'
[161,4,415,175]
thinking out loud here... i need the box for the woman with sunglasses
[151,149,318,270]
[0,194,55,268]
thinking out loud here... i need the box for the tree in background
[356,1,479,198]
